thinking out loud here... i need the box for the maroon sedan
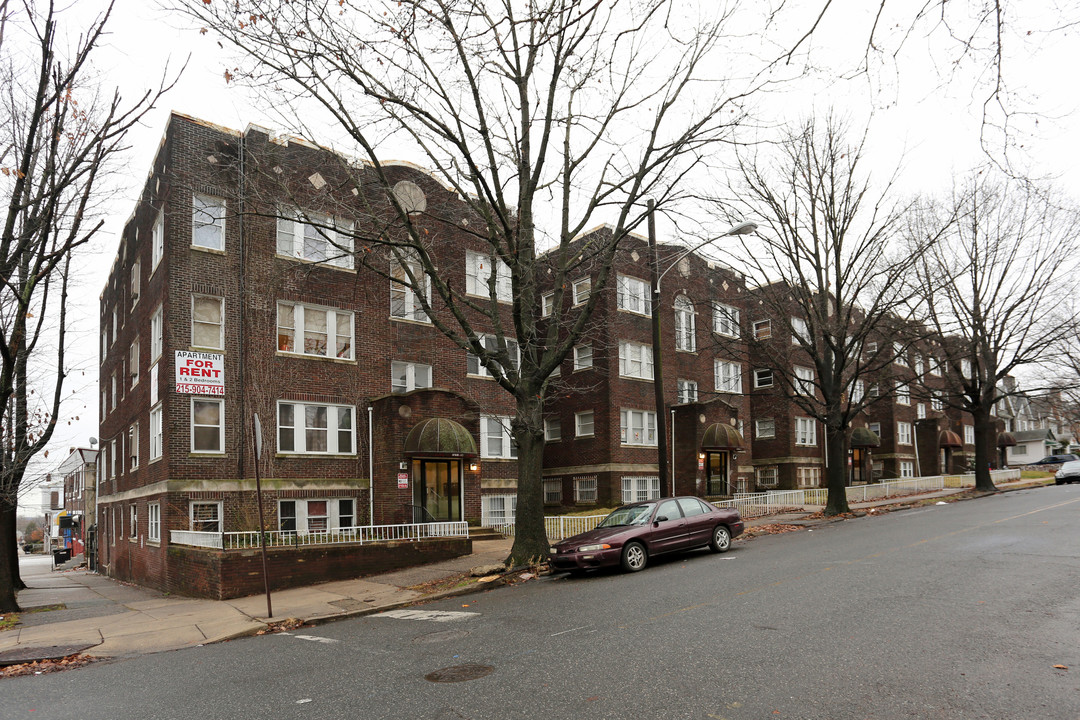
[549,496,744,574]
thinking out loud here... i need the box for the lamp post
[648,207,756,497]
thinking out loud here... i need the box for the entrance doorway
[705,452,730,496]
[850,448,865,484]
[412,459,462,522]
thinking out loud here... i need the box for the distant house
[1007,428,1057,464]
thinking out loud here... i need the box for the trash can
[52,547,71,564]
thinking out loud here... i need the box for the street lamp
[648,204,756,497]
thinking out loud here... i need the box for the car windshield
[598,503,656,528]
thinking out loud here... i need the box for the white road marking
[550,625,591,636]
[376,609,480,623]
[294,634,340,644]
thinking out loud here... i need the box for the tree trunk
[971,406,998,492]
[824,419,851,515]
[3,503,25,591]
[0,502,20,612]
[508,393,548,567]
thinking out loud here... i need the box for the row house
[58,448,98,556]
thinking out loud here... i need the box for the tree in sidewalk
[715,115,928,515]
[177,0,771,564]
[0,0,171,612]
[905,174,1080,492]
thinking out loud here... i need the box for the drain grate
[424,664,494,683]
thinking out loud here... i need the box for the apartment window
[129,338,140,388]
[914,355,924,375]
[964,425,975,445]
[900,461,915,478]
[152,209,164,270]
[755,418,775,439]
[481,415,517,459]
[277,208,355,269]
[869,423,881,438]
[796,467,821,488]
[756,466,779,488]
[677,379,698,404]
[619,341,654,380]
[713,303,739,337]
[621,476,660,504]
[465,249,512,302]
[795,417,816,446]
[960,359,972,378]
[111,371,117,409]
[575,411,595,438]
[151,304,163,362]
[541,292,554,318]
[620,409,657,446]
[544,480,562,504]
[791,317,810,345]
[276,302,354,360]
[752,319,771,340]
[753,368,773,389]
[390,257,430,322]
[794,365,815,396]
[931,392,943,411]
[110,439,117,480]
[1013,445,1028,456]
[112,308,118,343]
[929,356,941,376]
[101,330,107,365]
[572,277,591,305]
[467,335,520,377]
[544,417,562,442]
[130,261,141,308]
[190,501,222,533]
[191,398,225,454]
[192,295,224,350]
[616,274,650,315]
[192,194,225,250]
[278,402,355,455]
[897,421,912,445]
[391,361,432,394]
[715,360,742,394]
[150,405,163,461]
[674,296,695,351]
[148,503,160,542]
[278,499,354,533]
[869,383,880,398]
[480,495,516,526]
[574,476,597,503]
[865,341,878,355]
[851,380,865,404]
[893,343,907,365]
[128,423,139,470]
[916,403,927,419]
[129,504,138,539]
[896,383,910,405]
[573,344,593,370]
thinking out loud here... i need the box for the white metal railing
[483,514,607,541]
[945,468,1021,488]
[169,521,469,550]
[717,490,807,518]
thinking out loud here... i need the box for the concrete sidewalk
[0,476,1048,665]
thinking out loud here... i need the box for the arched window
[674,296,695,352]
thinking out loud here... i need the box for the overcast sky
[19,0,1080,506]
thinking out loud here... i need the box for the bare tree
[718,115,925,515]
[0,0,171,612]
[906,173,1080,492]
[176,0,769,564]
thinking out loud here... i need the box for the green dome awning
[701,423,744,451]
[403,418,478,457]
[850,427,881,448]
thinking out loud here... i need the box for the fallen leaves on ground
[257,617,306,635]
[1053,664,1068,670]
[742,523,804,538]
[406,572,475,594]
[0,654,97,678]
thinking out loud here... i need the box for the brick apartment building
[58,447,97,556]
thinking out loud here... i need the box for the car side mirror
[655,515,668,523]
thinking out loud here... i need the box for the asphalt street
[5,484,1079,720]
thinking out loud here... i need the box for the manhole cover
[414,630,470,644]
[425,664,494,683]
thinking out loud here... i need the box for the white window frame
[480,415,517,459]
[276,301,355,360]
[896,382,910,405]
[572,277,591,306]
[621,476,660,504]
[130,261,141,308]
[129,504,138,539]
[150,304,163,362]
[897,421,913,445]
[713,303,739,337]
[752,319,771,340]
[851,380,865,404]
[899,461,915,478]
[961,358,972,379]
[544,417,562,442]
[620,409,657,446]
[575,410,595,438]
[276,207,355,269]
[573,344,593,371]
[277,401,356,455]
[541,292,554,318]
[619,340,654,380]
[616,274,651,315]
[755,418,775,439]
[674,296,695,352]
[931,392,943,411]
[129,338,140,388]
[754,368,773,388]
[914,355,924,375]
[467,334,520,378]
[795,417,817,446]
[544,480,562,504]
[791,317,810,345]
[756,466,779,488]
[278,498,355,533]
[796,466,821,488]
[190,501,222,533]
[390,256,431,322]
[893,342,907,366]
[147,502,160,542]
[964,425,975,445]
[191,193,225,251]
[465,249,512,302]
[574,476,597,503]
[794,365,815,396]
[191,295,225,351]
[677,379,698,404]
[916,403,927,419]
[715,359,742,394]
[391,361,433,394]
[191,397,225,454]
[929,356,941,376]
[152,208,165,270]
[129,423,139,471]
[869,423,881,437]
[150,404,163,461]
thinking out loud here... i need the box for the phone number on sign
[175,383,225,396]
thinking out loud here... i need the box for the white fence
[169,521,469,550]
[484,514,607,542]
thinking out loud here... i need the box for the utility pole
[648,200,669,497]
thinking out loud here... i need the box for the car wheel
[620,542,647,572]
[710,525,731,553]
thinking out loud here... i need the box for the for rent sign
[175,351,225,395]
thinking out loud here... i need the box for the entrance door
[705,452,729,496]
[414,459,461,522]
[850,449,864,484]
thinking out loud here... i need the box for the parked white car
[1054,461,1080,485]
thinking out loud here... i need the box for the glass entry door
[705,452,729,496]
[414,459,461,522]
